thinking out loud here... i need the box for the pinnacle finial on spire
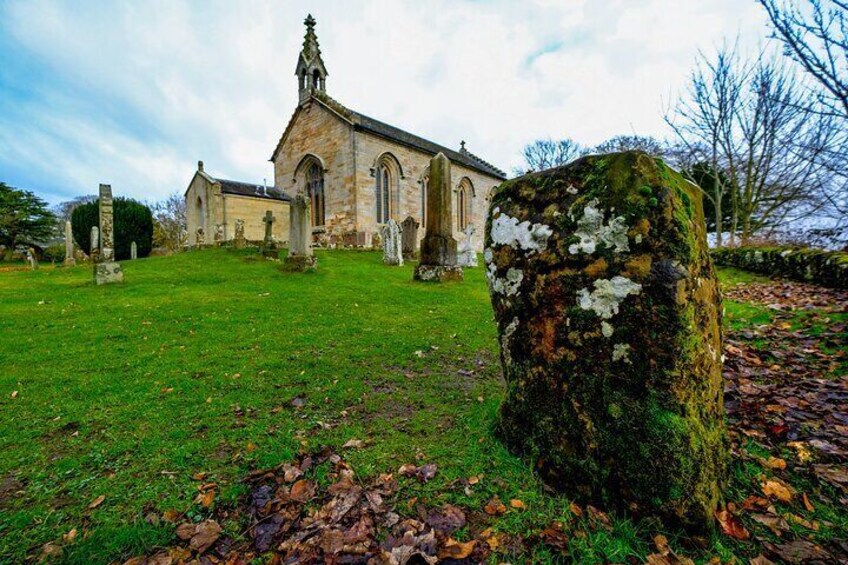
[301,14,321,62]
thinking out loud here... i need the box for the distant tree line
[518,0,847,249]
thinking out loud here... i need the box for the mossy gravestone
[485,151,726,531]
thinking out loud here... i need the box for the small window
[457,178,473,231]
[306,163,325,226]
[376,164,392,223]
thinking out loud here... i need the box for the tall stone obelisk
[94,184,124,284]
[414,153,463,282]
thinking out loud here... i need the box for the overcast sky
[0,0,772,205]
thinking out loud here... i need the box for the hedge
[71,198,153,260]
[711,246,848,289]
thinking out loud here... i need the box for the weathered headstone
[261,210,278,258]
[282,195,316,271]
[380,219,403,266]
[64,220,76,266]
[485,152,726,532]
[26,247,38,270]
[401,216,419,258]
[195,227,205,247]
[94,184,124,284]
[214,224,224,245]
[414,153,463,282]
[130,241,137,260]
[234,219,246,249]
[90,226,100,262]
[456,224,478,267]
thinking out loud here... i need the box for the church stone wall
[220,195,290,244]
[353,130,503,251]
[185,174,218,246]
[273,101,356,240]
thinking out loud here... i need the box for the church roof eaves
[216,178,291,202]
[269,93,506,180]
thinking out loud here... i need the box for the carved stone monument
[94,184,124,284]
[414,153,462,282]
[400,216,419,258]
[130,241,137,260]
[90,226,100,263]
[456,224,478,267]
[282,195,317,271]
[380,219,403,266]
[261,210,278,258]
[234,219,246,249]
[26,247,38,270]
[64,220,76,266]
[214,224,224,245]
[195,227,205,247]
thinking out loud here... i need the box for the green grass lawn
[0,250,841,563]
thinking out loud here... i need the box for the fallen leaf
[343,439,364,449]
[10,391,18,398]
[765,457,786,470]
[764,540,833,564]
[290,479,316,502]
[189,520,222,553]
[438,538,476,559]
[161,510,181,523]
[750,513,790,536]
[802,493,815,512]
[483,497,507,516]
[509,499,526,509]
[88,494,106,509]
[63,528,78,543]
[195,489,215,508]
[569,501,583,517]
[715,507,750,540]
[539,521,569,552]
[762,479,793,503]
[749,555,775,565]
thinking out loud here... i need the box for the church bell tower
[295,14,328,105]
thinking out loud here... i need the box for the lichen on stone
[612,343,632,363]
[576,276,642,319]
[601,321,613,338]
[568,198,630,255]
[487,264,524,296]
[490,211,553,254]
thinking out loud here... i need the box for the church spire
[296,14,328,105]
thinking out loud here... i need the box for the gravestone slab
[234,220,246,249]
[130,241,137,260]
[90,226,100,263]
[214,224,224,245]
[486,151,725,532]
[26,247,38,270]
[401,216,419,258]
[380,219,403,266]
[282,195,316,272]
[196,227,205,247]
[414,153,462,282]
[456,224,478,267]
[64,220,76,266]
[95,184,123,284]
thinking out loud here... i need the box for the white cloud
[0,0,770,204]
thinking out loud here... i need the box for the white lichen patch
[577,276,642,319]
[483,247,494,264]
[568,199,630,255]
[501,317,519,367]
[566,184,579,195]
[601,321,613,338]
[488,264,524,296]
[612,343,632,363]
[490,212,553,254]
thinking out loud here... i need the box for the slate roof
[216,178,291,202]
[271,94,507,180]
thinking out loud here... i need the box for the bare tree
[591,135,669,158]
[517,138,583,174]
[667,43,840,245]
[151,192,186,252]
[759,0,848,119]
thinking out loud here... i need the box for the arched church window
[312,69,321,89]
[376,164,392,223]
[196,196,204,223]
[457,178,473,231]
[306,163,325,226]
[421,176,429,225]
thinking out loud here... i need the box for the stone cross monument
[414,153,462,282]
[26,247,38,270]
[282,194,317,271]
[94,184,124,284]
[380,219,403,266]
[261,210,278,258]
[456,224,478,267]
[401,216,419,258]
[64,220,76,266]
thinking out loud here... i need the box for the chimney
[198,160,204,172]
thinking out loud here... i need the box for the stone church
[187,15,505,250]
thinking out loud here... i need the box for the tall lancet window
[306,163,325,227]
[457,178,473,231]
[376,164,391,223]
